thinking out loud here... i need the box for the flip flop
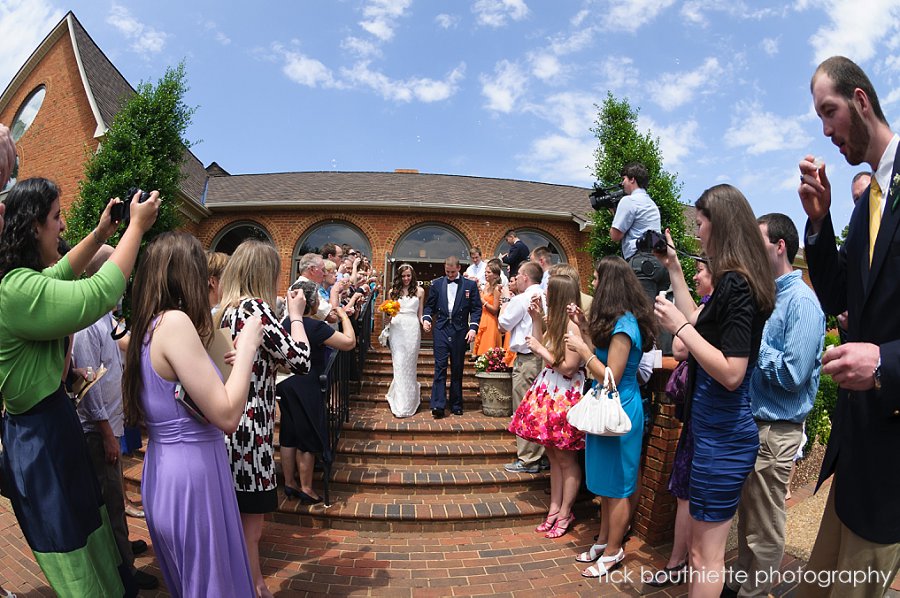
[575,542,608,563]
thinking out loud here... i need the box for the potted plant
[474,347,513,417]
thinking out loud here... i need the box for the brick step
[362,364,481,377]
[341,404,512,440]
[337,438,517,465]
[359,378,480,393]
[350,395,485,409]
[365,354,481,369]
[324,463,549,495]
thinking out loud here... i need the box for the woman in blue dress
[654,184,775,598]
[565,256,657,579]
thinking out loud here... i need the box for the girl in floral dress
[508,274,585,538]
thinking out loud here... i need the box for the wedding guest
[567,257,657,579]
[207,250,229,313]
[654,184,775,597]
[464,246,487,284]
[216,239,312,598]
[500,229,529,277]
[123,232,263,597]
[508,274,585,538]
[473,261,503,356]
[0,180,159,596]
[384,264,424,418]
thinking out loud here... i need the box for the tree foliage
[587,92,697,285]
[66,62,196,246]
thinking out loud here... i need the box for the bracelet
[584,354,597,369]
[92,229,104,247]
[675,322,691,338]
[290,319,303,324]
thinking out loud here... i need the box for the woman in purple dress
[122,232,265,598]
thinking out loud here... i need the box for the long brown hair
[588,256,657,352]
[123,232,214,425]
[695,184,775,314]
[390,264,418,299]
[544,275,581,367]
[216,239,280,321]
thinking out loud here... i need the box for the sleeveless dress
[584,313,644,498]
[508,364,586,451]
[473,287,501,355]
[386,294,422,418]
[139,322,254,597]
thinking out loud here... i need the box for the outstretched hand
[799,155,831,231]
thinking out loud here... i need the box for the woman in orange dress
[473,262,502,355]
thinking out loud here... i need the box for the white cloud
[528,92,596,137]
[106,4,168,55]
[473,0,530,28]
[761,37,779,56]
[799,0,900,64]
[359,0,412,42]
[725,101,813,155]
[648,57,723,111]
[0,0,63,85]
[279,49,338,88]
[548,27,595,55]
[342,61,465,103]
[600,56,640,92]
[680,0,780,26]
[530,53,561,81]
[638,115,702,166]
[203,21,231,46]
[480,60,528,112]
[517,133,595,183]
[341,36,381,58]
[435,13,459,29]
[570,9,590,26]
[605,0,676,33]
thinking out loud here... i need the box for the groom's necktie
[869,178,883,265]
[447,278,458,312]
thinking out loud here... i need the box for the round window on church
[495,229,566,264]
[211,221,273,255]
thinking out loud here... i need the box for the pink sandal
[535,511,560,533]
[545,513,575,539]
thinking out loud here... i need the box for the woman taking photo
[473,261,503,356]
[0,179,159,596]
[654,184,774,598]
[216,239,312,598]
[384,263,424,418]
[123,232,264,597]
[565,256,656,579]
[279,280,356,503]
[508,274,585,539]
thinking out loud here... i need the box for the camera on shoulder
[110,187,151,224]
[635,229,667,253]
[589,183,626,210]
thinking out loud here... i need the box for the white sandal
[575,542,608,563]
[581,548,624,578]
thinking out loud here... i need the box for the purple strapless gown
[139,335,254,597]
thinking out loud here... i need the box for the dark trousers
[430,324,467,411]
[85,432,134,573]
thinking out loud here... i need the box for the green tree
[66,62,196,246]
[588,93,697,285]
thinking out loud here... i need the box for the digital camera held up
[635,229,667,253]
[110,187,151,225]
[589,183,626,210]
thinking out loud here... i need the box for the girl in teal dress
[565,256,657,580]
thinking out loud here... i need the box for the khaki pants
[733,421,803,596]
[797,479,900,598]
[85,432,134,572]
[512,352,544,466]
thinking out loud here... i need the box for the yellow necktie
[869,178,883,265]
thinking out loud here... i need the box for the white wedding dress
[385,294,422,418]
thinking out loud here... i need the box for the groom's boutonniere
[465,290,470,299]
[892,173,900,211]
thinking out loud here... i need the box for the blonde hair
[206,251,229,279]
[217,239,280,317]
[322,259,337,273]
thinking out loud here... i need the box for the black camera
[589,183,626,210]
[110,187,151,224]
[635,229,667,253]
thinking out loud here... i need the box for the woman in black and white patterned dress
[217,239,311,598]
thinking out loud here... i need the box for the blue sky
[3,0,900,238]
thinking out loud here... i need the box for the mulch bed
[790,442,826,490]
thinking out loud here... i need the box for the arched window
[495,229,567,264]
[293,221,372,277]
[211,221,273,255]
[393,224,469,263]
[3,85,45,192]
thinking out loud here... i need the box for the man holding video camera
[609,162,669,302]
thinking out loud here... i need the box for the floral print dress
[508,365,586,451]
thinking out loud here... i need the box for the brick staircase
[123,346,563,533]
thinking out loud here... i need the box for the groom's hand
[423,320,432,333]
[465,329,476,343]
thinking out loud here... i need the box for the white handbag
[378,323,390,348]
[566,367,632,436]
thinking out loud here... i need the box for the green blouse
[0,256,126,414]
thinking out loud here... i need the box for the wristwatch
[874,357,883,391]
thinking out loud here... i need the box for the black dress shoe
[131,539,148,556]
[451,407,463,416]
[133,569,159,590]
[432,408,445,419]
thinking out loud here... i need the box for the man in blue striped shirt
[725,213,825,597]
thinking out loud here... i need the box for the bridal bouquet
[474,347,512,373]
[379,299,401,317]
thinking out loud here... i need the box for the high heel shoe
[544,513,574,539]
[535,511,560,533]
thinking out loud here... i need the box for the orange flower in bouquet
[379,299,401,317]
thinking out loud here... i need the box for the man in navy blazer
[798,56,900,597]
[423,256,482,418]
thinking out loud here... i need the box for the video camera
[635,229,667,253]
[110,187,151,225]
[589,183,626,210]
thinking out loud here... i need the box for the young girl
[508,274,586,538]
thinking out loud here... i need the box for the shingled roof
[205,171,595,228]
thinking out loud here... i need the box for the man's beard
[844,103,870,166]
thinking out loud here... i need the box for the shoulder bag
[566,367,632,436]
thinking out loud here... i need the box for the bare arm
[324,307,357,350]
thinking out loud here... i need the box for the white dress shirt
[498,283,543,354]
[447,277,459,313]
[465,260,486,284]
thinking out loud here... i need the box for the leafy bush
[805,373,838,454]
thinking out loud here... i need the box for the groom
[423,256,482,419]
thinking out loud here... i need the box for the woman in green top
[0,178,159,597]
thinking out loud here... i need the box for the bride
[385,264,424,417]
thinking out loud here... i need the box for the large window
[211,221,273,255]
[495,229,566,264]
[3,85,45,193]
[393,224,469,263]
[293,221,371,278]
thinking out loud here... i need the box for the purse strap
[603,366,618,395]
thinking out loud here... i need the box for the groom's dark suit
[423,276,482,412]
[804,142,900,544]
